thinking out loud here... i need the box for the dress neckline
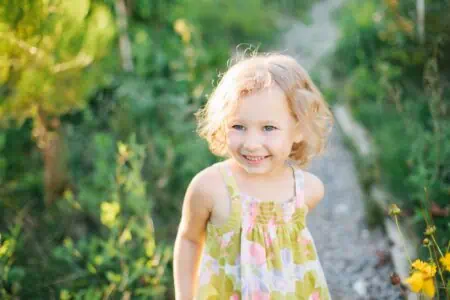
[224,160,299,207]
[239,190,297,206]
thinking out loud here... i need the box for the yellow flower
[405,260,436,298]
[0,240,11,257]
[100,201,121,228]
[411,259,428,272]
[440,252,450,272]
[406,272,424,293]
[174,19,191,43]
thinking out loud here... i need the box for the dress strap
[218,163,240,200]
[289,161,306,208]
[294,167,304,195]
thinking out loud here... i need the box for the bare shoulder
[302,170,325,211]
[186,162,224,210]
[177,162,224,243]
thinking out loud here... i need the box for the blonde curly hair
[195,53,333,168]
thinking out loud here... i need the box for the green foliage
[0,0,115,125]
[332,0,450,257]
[1,136,171,299]
[52,136,171,299]
[0,0,319,297]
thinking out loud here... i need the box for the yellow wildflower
[405,259,436,298]
[0,239,11,257]
[440,252,450,272]
[174,19,191,43]
[411,259,428,272]
[406,272,424,292]
[100,201,121,228]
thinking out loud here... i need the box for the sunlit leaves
[61,0,90,22]
[0,0,115,125]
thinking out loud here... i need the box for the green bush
[332,0,450,254]
[1,135,172,299]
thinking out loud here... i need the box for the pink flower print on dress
[309,291,320,300]
[296,190,305,208]
[297,236,312,246]
[230,293,240,300]
[251,291,270,300]
[249,242,266,265]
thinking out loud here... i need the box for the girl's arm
[174,170,214,300]
[304,171,325,211]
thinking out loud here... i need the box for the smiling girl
[174,53,333,299]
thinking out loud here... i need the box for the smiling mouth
[242,155,270,162]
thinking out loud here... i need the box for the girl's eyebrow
[229,118,281,125]
[259,120,280,125]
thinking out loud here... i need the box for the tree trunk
[417,0,425,43]
[34,111,70,206]
[115,0,134,72]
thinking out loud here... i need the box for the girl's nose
[243,133,262,151]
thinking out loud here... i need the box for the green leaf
[61,0,90,22]
[106,271,121,283]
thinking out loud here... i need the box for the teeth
[244,155,265,161]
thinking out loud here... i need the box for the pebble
[353,279,368,296]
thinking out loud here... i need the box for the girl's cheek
[266,135,290,154]
[265,134,282,146]
[227,132,241,147]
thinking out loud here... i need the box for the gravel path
[307,129,402,299]
[277,1,403,299]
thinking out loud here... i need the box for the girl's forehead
[227,87,295,123]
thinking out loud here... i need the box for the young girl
[173,53,333,300]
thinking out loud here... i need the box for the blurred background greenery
[331,0,449,256]
[0,0,317,298]
[0,0,449,299]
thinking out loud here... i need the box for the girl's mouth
[242,155,270,164]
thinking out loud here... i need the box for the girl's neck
[228,159,291,183]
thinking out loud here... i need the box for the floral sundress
[196,162,331,299]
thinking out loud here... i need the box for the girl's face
[226,85,302,177]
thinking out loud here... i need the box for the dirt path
[278,1,402,298]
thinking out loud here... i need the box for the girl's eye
[263,125,277,132]
[232,125,245,131]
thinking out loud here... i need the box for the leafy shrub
[332,0,450,262]
[0,0,319,297]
